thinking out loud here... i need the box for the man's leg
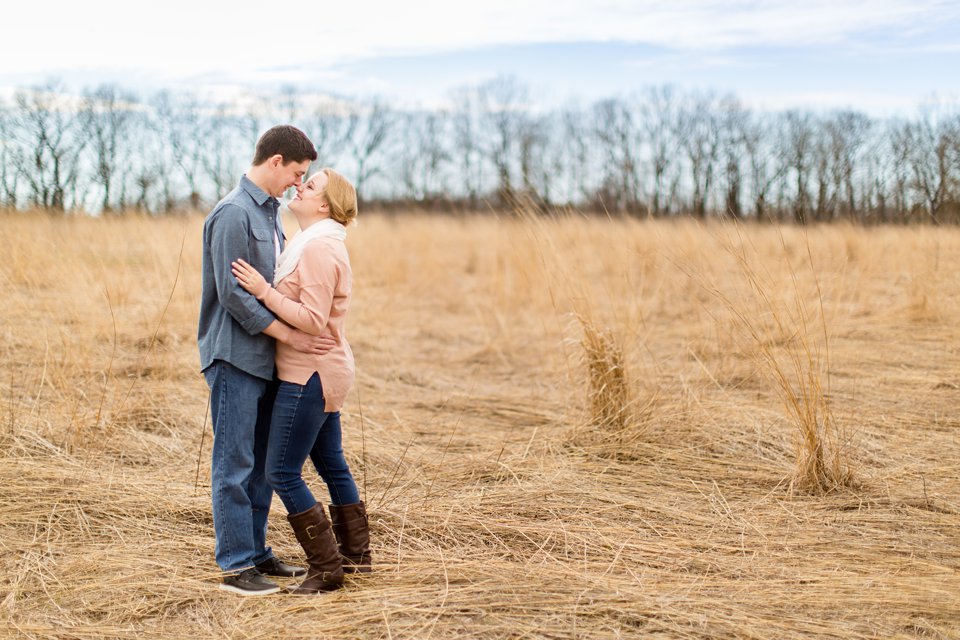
[235,372,306,579]
[204,360,270,572]
[250,375,278,565]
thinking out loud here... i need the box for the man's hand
[263,321,337,355]
[286,330,337,356]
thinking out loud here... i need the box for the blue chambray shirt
[198,175,282,381]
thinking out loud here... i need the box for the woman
[232,168,370,595]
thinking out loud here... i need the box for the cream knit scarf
[273,218,346,285]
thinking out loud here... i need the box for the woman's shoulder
[299,237,349,276]
[302,236,347,258]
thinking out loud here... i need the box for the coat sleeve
[259,241,339,336]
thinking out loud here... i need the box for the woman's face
[289,171,329,220]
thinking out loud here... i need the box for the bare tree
[593,97,643,214]
[417,110,452,201]
[811,119,835,221]
[276,85,301,125]
[239,93,272,150]
[803,111,871,222]
[781,110,816,223]
[858,127,895,223]
[347,99,392,202]
[742,113,784,221]
[516,111,550,203]
[640,86,679,217]
[0,98,21,208]
[11,81,87,211]
[125,107,167,214]
[80,84,138,213]
[533,112,570,208]
[478,76,529,206]
[905,104,957,224]
[719,96,749,218]
[557,103,592,205]
[152,90,206,210]
[395,109,452,204]
[201,103,245,200]
[449,85,485,207]
[677,92,722,218]
[305,99,357,168]
[829,111,871,221]
[951,118,960,218]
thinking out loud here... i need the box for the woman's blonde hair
[321,168,358,225]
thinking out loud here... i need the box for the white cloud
[1,0,955,79]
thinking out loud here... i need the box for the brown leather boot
[287,503,344,594]
[329,501,372,573]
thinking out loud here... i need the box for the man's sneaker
[219,568,281,596]
[256,556,307,578]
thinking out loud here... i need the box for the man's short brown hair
[252,125,318,166]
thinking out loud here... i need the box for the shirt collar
[240,175,279,208]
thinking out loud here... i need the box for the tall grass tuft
[578,315,632,433]
[704,225,857,494]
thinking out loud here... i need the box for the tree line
[1,77,958,223]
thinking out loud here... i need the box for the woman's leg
[310,408,371,572]
[268,373,344,593]
[266,374,326,515]
[309,410,361,506]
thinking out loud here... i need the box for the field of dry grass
[1,210,958,639]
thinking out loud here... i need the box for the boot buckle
[305,524,320,540]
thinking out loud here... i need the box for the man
[198,125,335,596]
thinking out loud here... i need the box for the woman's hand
[232,258,270,299]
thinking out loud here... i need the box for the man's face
[268,156,311,197]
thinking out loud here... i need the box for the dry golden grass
[1,210,958,639]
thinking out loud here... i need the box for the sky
[1,0,958,115]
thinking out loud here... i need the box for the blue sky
[323,39,957,114]
[1,0,957,115]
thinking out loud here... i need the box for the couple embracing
[198,125,370,596]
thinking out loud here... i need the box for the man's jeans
[267,372,360,515]
[203,360,277,572]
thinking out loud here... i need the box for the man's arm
[262,320,336,355]
[207,205,276,335]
